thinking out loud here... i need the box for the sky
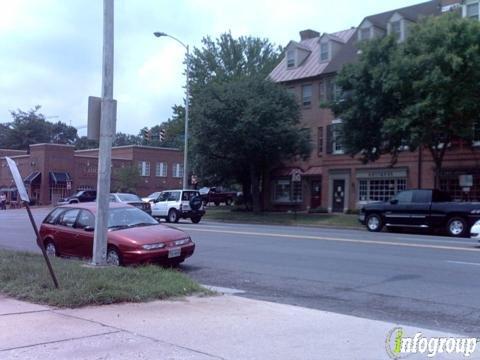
[0,0,424,136]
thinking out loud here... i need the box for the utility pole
[92,0,115,266]
[183,45,190,190]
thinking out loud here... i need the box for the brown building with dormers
[267,0,480,212]
[0,144,184,205]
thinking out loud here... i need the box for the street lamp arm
[153,32,188,50]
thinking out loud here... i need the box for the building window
[155,162,167,177]
[473,119,480,145]
[327,122,344,155]
[358,178,407,202]
[359,27,371,41]
[287,50,295,68]
[273,179,302,203]
[138,161,150,177]
[320,42,329,61]
[440,175,480,202]
[318,127,324,156]
[466,2,479,19]
[319,77,339,103]
[390,21,402,41]
[302,84,312,106]
[173,163,184,178]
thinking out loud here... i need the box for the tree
[334,13,480,184]
[113,132,141,147]
[0,106,78,150]
[112,165,141,193]
[189,33,291,211]
[191,77,311,213]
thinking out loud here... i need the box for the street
[2,207,480,335]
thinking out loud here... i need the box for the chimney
[300,29,320,41]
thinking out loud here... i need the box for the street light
[154,31,190,189]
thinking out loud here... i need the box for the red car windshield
[108,207,157,230]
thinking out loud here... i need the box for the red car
[39,203,195,266]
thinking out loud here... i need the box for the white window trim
[358,26,372,41]
[332,119,344,155]
[388,19,404,42]
[286,49,295,68]
[155,162,167,177]
[172,163,184,178]
[138,161,150,177]
[320,42,330,62]
[463,0,480,20]
[302,84,312,107]
[272,178,302,204]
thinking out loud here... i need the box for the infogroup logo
[385,327,478,359]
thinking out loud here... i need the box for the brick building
[0,144,184,205]
[267,0,480,212]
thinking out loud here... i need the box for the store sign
[459,175,473,187]
[356,168,407,179]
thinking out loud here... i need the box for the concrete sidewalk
[0,293,477,360]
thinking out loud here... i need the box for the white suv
[150,190,205,223]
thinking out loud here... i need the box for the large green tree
[192,78,311,212]
[1,106,78,150]
[334,13,480,184]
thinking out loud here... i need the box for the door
[384,190,413,226]
[332,180,345,213]
[151,191,169,216]
[55,208,81,256]
[74,210,95,257]
[310,180,322,209]
[409,190,432,227]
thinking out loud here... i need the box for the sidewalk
[0,292,477,360]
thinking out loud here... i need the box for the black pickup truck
[359,189,480,237]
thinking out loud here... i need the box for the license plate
[168,247,181,258]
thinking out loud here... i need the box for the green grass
[0,249,209,308]
[203,207,361,228]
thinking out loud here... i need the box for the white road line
[176,227,480,253]
[447,261,480,267]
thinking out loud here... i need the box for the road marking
[447,261,480,266]
[177,227,480,253]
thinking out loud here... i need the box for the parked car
[142,192,161,204]
[110,193,151,215]
[57,190,96,205]
[471,220,480,241]
[359,189,480,237]
[39,203,195,266]
[151,189,205,223]
[199,187,237,206]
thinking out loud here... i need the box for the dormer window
[320,42,329,62]
[390,20,402,41]
[287,50,295,68]
[359,27,372,41]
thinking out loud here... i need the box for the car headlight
[142,243,166,250]
[174,238,191,246]
[470,210,480,214]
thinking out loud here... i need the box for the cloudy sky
[0,0,422,136]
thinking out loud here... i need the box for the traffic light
[143,129,151,141]
[159,128,166,142]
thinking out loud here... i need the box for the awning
[271,167,304,177]
[49,172,72,186]
[24,171,41,185]
[303,167,323,176]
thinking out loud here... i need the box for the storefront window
[358,178,407,202]
[273,179,302,203]
[440,175,480,202]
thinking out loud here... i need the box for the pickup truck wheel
[167,209,179,223]
[366,214,383,232]
[214,201,220,206]
[225,199,231,206]
[447,217,467,237]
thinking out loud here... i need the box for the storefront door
[310,180,322,209]
[332,179,345,212]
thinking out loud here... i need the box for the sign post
[5,157,59,288]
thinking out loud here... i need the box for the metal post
[25,203,59,288]
[92,0,114,266]
[183,46,190,189]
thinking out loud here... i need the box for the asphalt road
[2,207,480,335]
